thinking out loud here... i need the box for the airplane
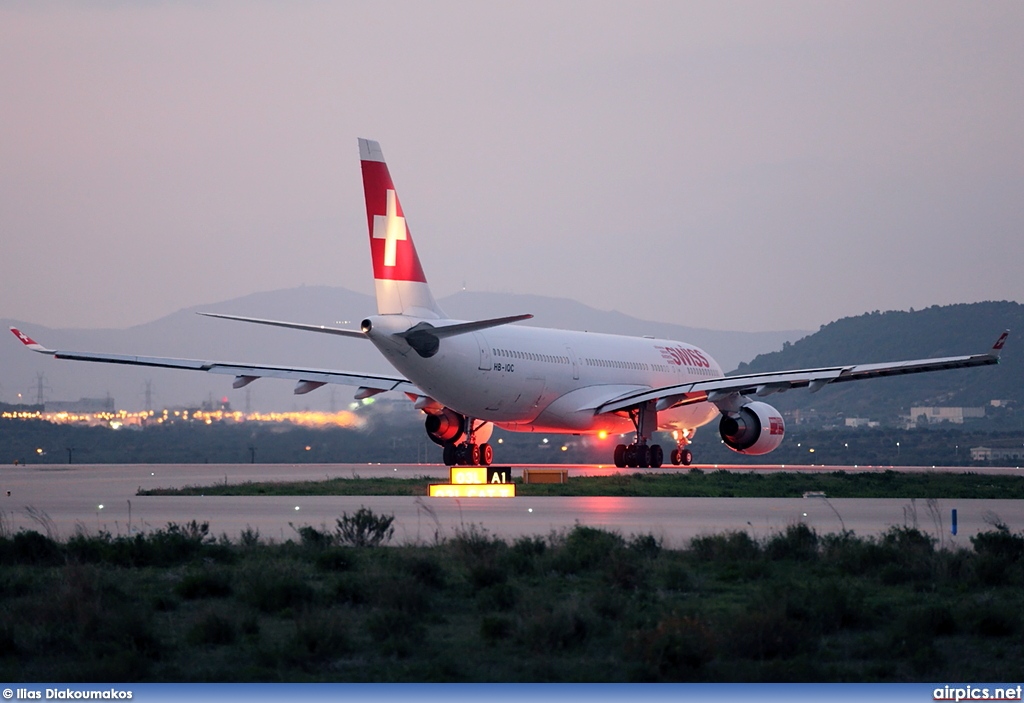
[11,138,1010,468]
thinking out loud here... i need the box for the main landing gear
[612,403,696,468]
[614,442,664,468]
[613,402,664,468]
[443,441,493,467]
[442,418,493,467]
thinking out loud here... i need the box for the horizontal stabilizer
[396,314,533,342]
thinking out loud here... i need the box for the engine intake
[718,401,786,456]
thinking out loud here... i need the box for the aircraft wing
[597,330,1010,415]
[9,327,422,397]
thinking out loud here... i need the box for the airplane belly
[660,402,719,430]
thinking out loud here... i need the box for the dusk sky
[2,2,1022,333]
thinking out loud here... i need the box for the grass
[2,515,1024,681]
[138,469,1024,499]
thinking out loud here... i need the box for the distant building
[908,406,985,426]
[971,444,1024,462]
[844,417,880,428]
[45,397,115,413]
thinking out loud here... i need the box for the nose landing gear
[669,430,694,466]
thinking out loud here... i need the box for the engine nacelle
[718,401,785,456]
[425,408,466,446]
[424,409,495,446]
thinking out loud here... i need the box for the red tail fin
[359,139,442,318]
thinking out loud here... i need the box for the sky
[2,1,1022,334]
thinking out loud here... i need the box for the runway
[2,462,1023,547]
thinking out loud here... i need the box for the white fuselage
[364,315,722,436]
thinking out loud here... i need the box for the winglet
[9,327,55,354]
[992,330,1010,356]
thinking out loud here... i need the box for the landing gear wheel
[624,445,637,468]
[650,444,664,468]
[680,448,693,466]
[443,443,456,466]
[670,448,682,466]
[637,444,651,468]
[468,443,480,466]
[479,443,493,466]
[614,444,627,468]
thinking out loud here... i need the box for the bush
[242,566,316,614]
[294,524,334,550]
[292,610,351,663]
[517,599,590,651]
[480,614,513,642]
[689,531,760,562]
[628,615,715,678]
[0,531,63,566]
[553,525,624,574]
[335,508,394,547]
[765,524,819,562]
[365,608,426,657]
[315,547,357,572]
[450,524,506,564]
[175,569,233,600]
[187,611,237,646]
[971,525,1024,585]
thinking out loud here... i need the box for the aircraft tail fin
[359,138,444,319]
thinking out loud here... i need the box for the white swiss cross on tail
[359,138,442,318]
[373,190,406,267]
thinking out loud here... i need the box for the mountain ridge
[2,286,806,411]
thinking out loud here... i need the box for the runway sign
[428,483,516,498]
[449,466,513,485]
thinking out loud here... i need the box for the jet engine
[718,401,785,455]
[424,408,495,447]
[425,408,466,446]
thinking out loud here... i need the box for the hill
[733,301,1022,421]
[2,287,804,412]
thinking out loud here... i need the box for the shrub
[689,531,760,562]
[475,582,518,612]
[242,567,316,614]
[175,569,233,600]
[450,524,506,564]
[315,547,357,572]
[727,605,808,661]
[0,531,62,566]
[517,599,590,651]
[293,524,334,549]
[629,533,662,559]
[335,508,394,547]
[627,615,715,678]
[765,523,819,562]
[292,610,351,663]
[406,555,445,589]
[971,524,1024,585]
[480,614,513,642]
[365,608,426,657]
[554,525,624,574]
[187,611,237,646]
